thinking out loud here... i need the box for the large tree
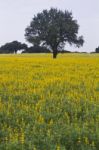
[25,8,84,58]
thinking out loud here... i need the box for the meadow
[0,53,99,150]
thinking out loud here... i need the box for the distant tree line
[0,41,71,54]
[22,45,51,53]
[0,41,27,54]
[0,40,98,54]
[0,41,50,54]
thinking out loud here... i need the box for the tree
[25,8,84,58]
[23,45,50,53]
[0,41,27,54]
[95,47,99,53]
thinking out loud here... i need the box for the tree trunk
[53,49,58,59]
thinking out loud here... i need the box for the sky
[0,0,99,52]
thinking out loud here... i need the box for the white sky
[0,0,99,52]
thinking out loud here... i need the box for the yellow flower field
[0,53,99,150]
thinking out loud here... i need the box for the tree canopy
[0,41,27,54]
[25,8,84,58]
[95,47,99,53]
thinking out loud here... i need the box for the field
[0,53,99,150]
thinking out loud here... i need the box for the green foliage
[95,47,99,53]
[25,8,84,58]
[23,45,50,53]
[0,41,27,54]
